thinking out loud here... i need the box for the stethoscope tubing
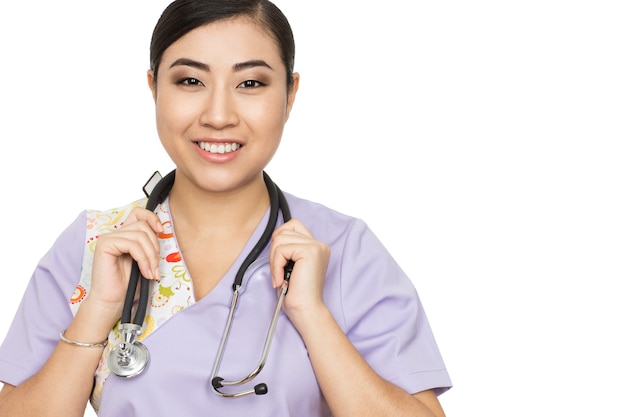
[209,279,289,397]
[109,170,294,398]
[211,174,295,397]
[121,170,176,325]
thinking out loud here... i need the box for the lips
[197,141,241,154]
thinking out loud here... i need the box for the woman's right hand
[84,207,163,327]
[0,206,163,417]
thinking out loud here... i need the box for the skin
[0,16,446,417]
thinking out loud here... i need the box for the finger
[269,240,330,306]
[272,218,311,237]
[270,221,314,256]
[96,229,161,280]
[117,219,162,255]
[270,237,327,288]
[270,226,315,262]
[269,242,298,288]
[124,207,164,234]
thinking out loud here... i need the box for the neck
[167,173,270,237]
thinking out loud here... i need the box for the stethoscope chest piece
[108,323,150,378]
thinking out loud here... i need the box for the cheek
[246,94,289,136]
[154,94,194,137]
[154,96,175,133]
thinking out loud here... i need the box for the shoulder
[41,198,149,262]
[282,192,386,262]
[283,192,363,238]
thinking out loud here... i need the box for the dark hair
[150,0,295,89]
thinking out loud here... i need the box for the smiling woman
[2,0,625,416]
[149,17,297,194]
[0,1,451,416]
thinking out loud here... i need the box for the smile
[197,141,241,154]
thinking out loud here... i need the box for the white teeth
[198,142,240,154]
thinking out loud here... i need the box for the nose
[199,84,239,129]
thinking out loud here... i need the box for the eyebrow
[233,59,273,71]
[169,58,209,71]
[169,58,273,72]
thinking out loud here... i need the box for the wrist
[81,295,122,318]
[71,297,121,339]
[60,329,108,348]
[287,303,333,334]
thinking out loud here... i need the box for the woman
[0,1,451,415]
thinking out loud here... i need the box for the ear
[285,72,300,121]
[147,69,157,101]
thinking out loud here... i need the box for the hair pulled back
[150,0,295,89]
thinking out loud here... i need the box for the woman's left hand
[269,219,330,325]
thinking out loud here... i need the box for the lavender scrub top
[0,191,451,416]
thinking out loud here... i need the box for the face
[148,16,299,193]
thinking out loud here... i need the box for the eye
[238,80,265,88]
[177,77,204,87]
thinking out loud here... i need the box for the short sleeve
[337,219,452,395]
[0,211,86,386]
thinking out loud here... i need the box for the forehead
[160,16,282,67]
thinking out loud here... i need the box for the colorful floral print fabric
[69,197,194,411]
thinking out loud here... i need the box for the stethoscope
[108,169,294,399]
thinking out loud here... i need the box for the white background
[1,1,625,416]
